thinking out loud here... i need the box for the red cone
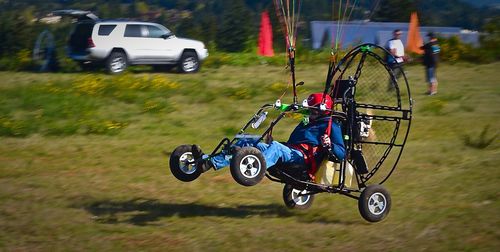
[258,11,274,57]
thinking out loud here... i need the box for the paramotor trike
[169,44,413,222]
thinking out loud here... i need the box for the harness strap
[287,143,319,179]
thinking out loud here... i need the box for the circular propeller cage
[328,43,413,185]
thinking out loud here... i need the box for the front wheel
[178,51,200,73]
[358,184,391,222]
[169,145,201,182]
[283,184,315,210]
[230,147,266,186]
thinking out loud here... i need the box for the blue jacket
[287,117,346,161]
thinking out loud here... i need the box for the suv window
[145,25,165,38]
[124,24,143,37]
[98,25,117,36]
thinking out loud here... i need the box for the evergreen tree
[372,0,417,22]
[176,17,203,41]
[200,15,217,46]
[0,10,35,57]
[216,0,253,52]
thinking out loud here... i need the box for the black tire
[358,184,391,222]
[106,51,127,74]
[230,147,266,186]
[178,51,200,73]
[282,184,315,210]
[169,145,201,182]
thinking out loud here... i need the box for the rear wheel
[230,147,266,186]
[106,51,127,74]
[358,184,391,222]
[282,184,314,210]
[178,51,199,73]
[169,145,201,182]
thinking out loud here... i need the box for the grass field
[0,62,499,251]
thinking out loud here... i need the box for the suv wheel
[178,51,199,73]
[106,51,127,74]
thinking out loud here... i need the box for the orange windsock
[406,12,423,55]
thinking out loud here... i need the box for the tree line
[0,0,498,60]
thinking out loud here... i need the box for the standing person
[192,93,346,179]
[386,29,405,90]
[421,32,441,95]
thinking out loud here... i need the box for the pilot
[192,93,346,178]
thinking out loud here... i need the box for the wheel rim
[179,152,196,174]
[291,188,310,206]
[239,154,261,178]
[368,192,387,215]
[111,56,126,72]
[182,57,198,72]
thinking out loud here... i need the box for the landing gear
[169,145,202,182]
[358,184,391,222]
[230,147,266,186]
[283,184,315,210]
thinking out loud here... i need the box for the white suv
[67,18,208,74]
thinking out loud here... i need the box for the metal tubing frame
[207,43,412,200]
[323,43,413,189]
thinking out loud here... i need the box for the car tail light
[87,37,95,48]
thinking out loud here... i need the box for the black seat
[268,162,309,182]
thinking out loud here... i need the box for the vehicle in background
[54,10,209,74]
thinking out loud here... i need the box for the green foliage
[479,16,500,61]
[438,36,498,64]
[0,116,37,137]
[202,53,231,68]
[0,10,36,57]
[0,74,182,137]
[418,0,499,30]
[43,120,80,136]
[0,84,123,137]
[0,49,36,71]
[297,49,334,65]
[56,51,80,73]
[439,36,470,62]
[202,50,334,68]
[372,0,417,22]
[215,0,254,52]
[462,125,498,149]
[134,1,149,15]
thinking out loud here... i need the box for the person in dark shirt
[421,32,441,95]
